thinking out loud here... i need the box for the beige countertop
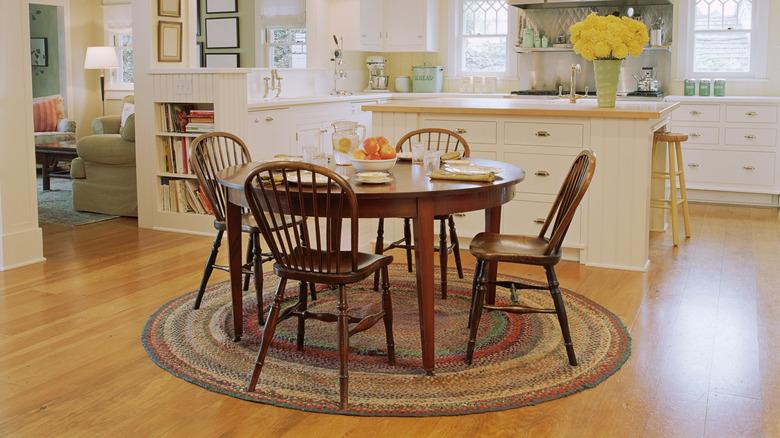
[362,98,679,120]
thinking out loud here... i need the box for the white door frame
[27,0,74,118]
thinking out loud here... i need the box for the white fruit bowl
[350,157,398,172]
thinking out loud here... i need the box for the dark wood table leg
[413,200,436,376]
[226,199,244,341]
[41,154,51,191]
[484,205,502,305]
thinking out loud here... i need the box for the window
[267,27,307,69]
[110,32,134,89]
[680,0,768,79]
[450,0,517,78]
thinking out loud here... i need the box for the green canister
[698,79,711,96]
[714,79,726,96]
[684,79,696,96]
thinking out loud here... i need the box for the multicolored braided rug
[142,265,630,416]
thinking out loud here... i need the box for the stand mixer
[365,56,389,92]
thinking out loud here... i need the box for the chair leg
[465,265,487,365]
[194,229,223,310]
[546,267,577,366]
[337,284,350,409]
[253,233,264,325]
[243,234,254,291]
[667,141,680,246]
[380,265,396,364]
[675,141,692,239]
[439,218,448,300]
[298,222,318,302]
[296,281,308,351]
[403,218,413,272]
[448,216,464,279]
[468,259,485,329]
[247,277,288,392]
[373,218,385,291]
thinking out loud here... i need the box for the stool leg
[667,141,680,247]
[675,141,692,239]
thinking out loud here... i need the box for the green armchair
[71,97,137,217]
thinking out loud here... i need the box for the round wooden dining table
[217,159,525,375]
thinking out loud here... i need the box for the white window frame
[447,0,518,79]
[107,31,134,92]
[266,26,307,70]
[677,0,768,80]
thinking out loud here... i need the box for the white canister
[473,76,485,93]
[395,76,411,93]
[460,76,474,93]
[484,77,498,94]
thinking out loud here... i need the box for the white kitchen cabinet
[334,0,438,52]
[359,0,384,50]
[246,109,292,160]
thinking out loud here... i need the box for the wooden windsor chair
[465,150,596,367]
[373,128,470,299]
[190,132,314,325]
[244,162,396,409]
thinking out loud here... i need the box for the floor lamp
[84,47,119,116]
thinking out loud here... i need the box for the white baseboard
[687,189,780,207]
[0,226,44,271]
[584,259,650,272]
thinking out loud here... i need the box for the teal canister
[698,79,711,96]
[714,79,726,96]
[684,79,696,96]
[522,28,535,48]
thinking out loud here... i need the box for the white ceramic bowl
[350,157,398,172]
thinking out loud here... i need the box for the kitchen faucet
[558,64,589,104]
[263,69,283,98]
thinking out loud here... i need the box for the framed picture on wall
[204,53,240,68]
[205,17,239,49]
[30,37,48,67]
[158,0,181,17]
[158,21,182,62]
[196,42,204,67]
[206,0,237,14]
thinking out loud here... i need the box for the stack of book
[186,110,215,133]
[159,177,214,215]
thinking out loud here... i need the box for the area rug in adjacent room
[142,265,631,416]
[37,176,117,226]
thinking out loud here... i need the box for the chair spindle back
[539,150,596,256]
[190,132,252,223]
[395,128,471,157]
[244,162,360,274]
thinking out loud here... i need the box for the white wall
[0,1,45,270]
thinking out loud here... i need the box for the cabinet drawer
[672,104,720,123]
[724,127,777,147]
[725,105,778,124]
[683,149,775,186]
[504,122,584,148]
[503,200,581,245]
[421,119,497,144]
[504,152,575,195]
[669,126,719,145]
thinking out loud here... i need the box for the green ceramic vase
[594,59,623,108]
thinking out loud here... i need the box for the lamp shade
[84,46,119,69]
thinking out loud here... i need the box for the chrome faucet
[558,64,589,104]
[263,69,283,98]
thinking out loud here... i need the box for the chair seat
[214,213,301,234]
[654,132,688,143]
[469,232,560,266]
[276,249,393,284]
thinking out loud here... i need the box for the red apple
[363,137,380,155]
[379,144,396,159]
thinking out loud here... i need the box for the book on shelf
[185,123,215,133]
[160,103,193,133]
[160,136,192,174]
[159,177,212,215]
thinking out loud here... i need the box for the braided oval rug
[142,265,630,416]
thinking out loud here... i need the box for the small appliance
[366,56,389,92]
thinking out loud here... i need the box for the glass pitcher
[331,121,366,166]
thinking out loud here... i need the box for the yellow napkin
[440,151,462,161]
[429,170,496,182]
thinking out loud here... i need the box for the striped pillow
[32,95,65,133]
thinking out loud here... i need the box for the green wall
[197,0,256,68]
[29,4,61,98]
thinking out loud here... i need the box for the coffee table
[35,140,78,191]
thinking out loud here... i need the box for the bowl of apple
[350,136,398,171]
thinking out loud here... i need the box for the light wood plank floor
[1,203,778,437]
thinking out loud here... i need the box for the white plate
[355,172,393,184]
[397,152,413,161]
[286,171,330,186]
[442,163,501,175]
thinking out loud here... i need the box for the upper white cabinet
[330,0,439,52]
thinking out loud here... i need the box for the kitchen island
[363,98,679,271]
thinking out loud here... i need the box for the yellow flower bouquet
[569,14,649,107]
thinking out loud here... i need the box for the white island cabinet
[363,98,679,271]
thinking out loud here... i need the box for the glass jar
[714,79,726,97]
[331,121,366,166]
[684,79,696,96]
[698,79,711,96]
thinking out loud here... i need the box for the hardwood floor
[1,203,777,437]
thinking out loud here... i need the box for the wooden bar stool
[651,132,692,247]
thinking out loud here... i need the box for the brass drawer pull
[535,131,551,137]
[535,170,550,177]
[743,165,756,171]
[456,128,468,134]
[690,132,701,138]
[265,116,274,122]
[745,111,758,116]
[690,110,702,116]
[744,134,756,140]
[688,163,700,168]
[453,213,466,217]
[533,218,546,224]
